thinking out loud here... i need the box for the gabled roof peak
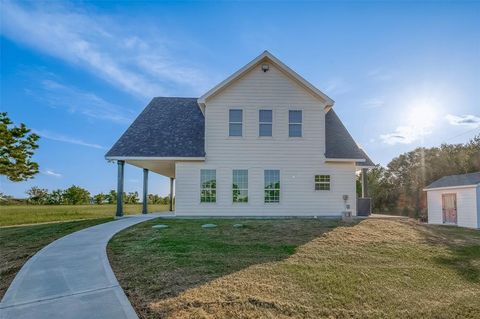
[198,50,334,107]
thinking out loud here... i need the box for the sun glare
[407,102,438,131]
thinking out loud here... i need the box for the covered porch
[111,158,196,217]
[357,167,372,216]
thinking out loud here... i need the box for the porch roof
[105,97,205,159]
[325,109,375,167]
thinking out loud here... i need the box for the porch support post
[142,168,148,214]
[116,160,125,217]
[361,168,368,198]
[169,177,174,212]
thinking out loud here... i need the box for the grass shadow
[418,224,480,283]
[108,217,355,318]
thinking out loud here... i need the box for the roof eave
[423,184,479,191]
[105,156,206,161]
[325,158,366,163]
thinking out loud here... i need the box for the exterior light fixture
[261,63,269,72]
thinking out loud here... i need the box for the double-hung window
[232,169,248,203]
[229,109,243,137]
[289,110,302,137]
[200,169,216,203]
[264,170,280,203]
[259,110,272,137]
[315,175,330,190]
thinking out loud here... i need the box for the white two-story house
[106,51,374,217]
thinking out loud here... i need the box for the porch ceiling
[126,160,176,178]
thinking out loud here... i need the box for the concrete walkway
[0,213,163,319]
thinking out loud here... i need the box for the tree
[367,134,480,218]
[46,189,64,205]
[125,191,139,204]
[63,185,90,205]
[107,190,117,204]
[94,193,106,205]
[26,186,49,204]
[0,112,40,181]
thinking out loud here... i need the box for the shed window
[229,109,243,136]
[315,175,330,190]
[233,169,248,203]
[264,170,280,203]
[259,110,272,137]
[200,169,216,203]
[289,110,302,137]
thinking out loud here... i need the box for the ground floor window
[232,169,248,203]
[264,170,280,203]
[200,169,216,203]
[315,175,330,190]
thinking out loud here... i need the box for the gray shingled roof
[105,97,205,158]
[325,109,374,166]
[425,172,480,189]
[106,99,373,165]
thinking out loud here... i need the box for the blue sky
[1,0,479,198]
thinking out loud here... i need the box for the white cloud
[380,123,434,145]
[35,129,106,149]
[1,1,211,97]
[35,79,135,124]
[361,98,385,109]
[380,126,422,145]
[43,170,62,178]
[445,114,480,127]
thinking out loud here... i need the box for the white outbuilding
[424,172,480,229]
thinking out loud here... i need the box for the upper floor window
[315,175,330,190]
[232,169,248,203]
[264,170,280,203]
[200,169,216,203]
[289,110,302,137]
[229,109,243,136]
[259,110,273,137]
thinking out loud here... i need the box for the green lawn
[0,204,169,226]
[0,218,112,299]
[108,218,480,319]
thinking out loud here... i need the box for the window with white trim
[259,110,272,137]
[315,175,330,190]
[264,170,280,203]
[232,169,248,203]
[289,110,302,137]
[200,169,216,203]
[229,109,243,136]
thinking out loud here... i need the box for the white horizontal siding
[427,187,478,229]
[204,61,326,164]
[175,61,356,216]
[175,162,356,216]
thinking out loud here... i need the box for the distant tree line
[359,134,480,219]
[0,186,171,206]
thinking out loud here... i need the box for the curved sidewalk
[0,213,164,319]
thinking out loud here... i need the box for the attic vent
[261,63,269,72]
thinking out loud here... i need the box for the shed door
[442,193,457,224]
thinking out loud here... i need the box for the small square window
[315,175,330,191]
